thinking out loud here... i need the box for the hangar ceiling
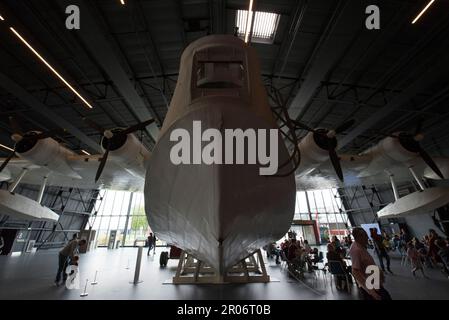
[1,0,449,160]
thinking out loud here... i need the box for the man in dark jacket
[147,233,156,256]
[370,228,392,273]
[55,237,86,286]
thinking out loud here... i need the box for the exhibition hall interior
[1,0,449,301]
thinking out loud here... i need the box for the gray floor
[1,247,449,300]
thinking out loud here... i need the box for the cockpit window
[196,61,244,88]
[191,46,248,100]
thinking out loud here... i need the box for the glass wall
[293,189,351,244]
[87,190,165,247]
[88,188,350,247]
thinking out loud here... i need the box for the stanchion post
[126,258,130,270]
[91,271,98,285]
[80,279,89,297]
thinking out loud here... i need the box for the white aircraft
[1,35,448,282]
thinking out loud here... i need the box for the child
[65,256,80,289]
[407,242,426,278]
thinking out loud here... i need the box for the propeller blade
[0,149,16,173]
[9,116,24,136]
[335,119,355,134]
[121,119,155,135]
[418,147,444,179]
[95,141,110,183]
[293,120,315,133]
[83,118,106,135]
[329,148,344,182]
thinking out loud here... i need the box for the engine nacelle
[296,131,331,176]
[17,137,81,178]
[102,133,151,178]
[370,136,417,164]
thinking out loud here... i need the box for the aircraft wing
[295,154,447,191]
[0,155,145,192]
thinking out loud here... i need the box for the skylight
[236,10,280,44]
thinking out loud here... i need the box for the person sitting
[332,236,341,249]
[346,235,353,248]
[310,248,320,263]
[392,234,401,251]
[281,239,290,256]
[326,243,352,290]
[286,240,305,275]
[293,244,306,276]
[301,240,314,271]
[287,239,298,261]
[303,240,312,255]
[412,237,431,267]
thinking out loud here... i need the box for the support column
[121,192,134,247]
[305,191,313,221]
[36,176,48,204]
[409,166,426,191]
[361,185,378,222]
[8,168,28,193]
[389,174,400,201]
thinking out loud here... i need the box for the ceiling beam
[56,0,160,143]
[0,72,102,153]
[287,0,368,121]
[338,55,449,150]
[210,0,226,34]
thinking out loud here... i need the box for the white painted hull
[0,189,59,221]
[145,101,296,273]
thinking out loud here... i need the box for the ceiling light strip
[412,0,436,24]
[81,149,91,156]
[0,143,14,152]
[237,10,278,40]
[10,27,94,109]
[244,0,254,43]
[0,15,5,21]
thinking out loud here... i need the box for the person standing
[400,229,410,254]
[55,237,86,286]
[147,233,155,256]
[427,229,441,266]
[370,228,393,273]
[406,242,426,278]
[153,234,157,255]
[349,227,392,300]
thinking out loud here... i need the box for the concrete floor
[0,247,449,300]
